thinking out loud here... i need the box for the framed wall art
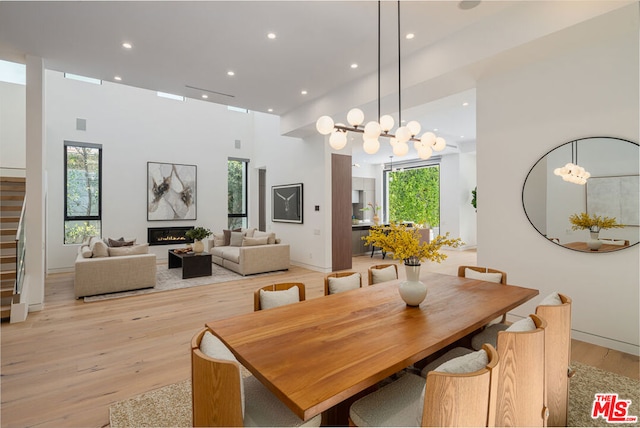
[272,183,303,223]
[147,162,197,221]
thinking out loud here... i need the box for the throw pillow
[108,243,149,257]
[80,245,92,258]
[90,238,109,258]
[243,228,256,238]
[230,231,244,247]
[108,237,136,247]
[328,273,361,294]
[212,233,226,248]
[253,231,276,245]
[242,236,268,247]
[223,230,232,246]
[371,265,397,284]
[538,292,562,306]
[464,268,503,283]
[259,286,300,310]
[200,331,245,416]
[506,316,536,332]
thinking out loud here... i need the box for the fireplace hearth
[148,227,194,246]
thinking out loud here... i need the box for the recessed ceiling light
[301,90,307,95]
[114,76,122,81]
[122,42,132,49]
[267,32,276,39]
[227,71,235,76]
[460,135,465,138]
[351,63,358,69]
[268,108,273,112]
[202,94,209,99]
[405,33,415,40]
[462,102,469,106]
[433,128,439,132]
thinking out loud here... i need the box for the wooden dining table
[205,271,538,422]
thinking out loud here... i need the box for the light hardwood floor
[1,249,638,427]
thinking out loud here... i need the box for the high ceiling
[0,1,632,165]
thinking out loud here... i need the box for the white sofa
[208,229,290,276]
[74,237,157,298]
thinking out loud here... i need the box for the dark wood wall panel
[332,153,352,271]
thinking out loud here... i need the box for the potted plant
[185,227,212,253]
[362,223,463,306]
[569,212,623,250]
[360,203,381,224]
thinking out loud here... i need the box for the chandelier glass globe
[347,108,365,127]
[316,116,335,135]
[395,126,411,143]
[363,137,380,154]
[364,121,382,138]
[421,131,436,146]
[433,136,446,151]
[418,145,433,160]
[407,120,421,136]
[329,131,347,150]
[379,115,395,132]
[393,141,409,156]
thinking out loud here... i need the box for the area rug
[109,361,640,427]
[84,264,281,302]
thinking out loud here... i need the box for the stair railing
[15,194,26,296]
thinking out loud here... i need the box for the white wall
[0,81,26,175]
[477,6,639,354]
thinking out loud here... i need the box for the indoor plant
[569,212,623,251]
[185,227,212,253]
[360,202,381,225]
[363,223,463,305]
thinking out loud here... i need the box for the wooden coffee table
[168,250,212,279]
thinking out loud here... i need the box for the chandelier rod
[377,0,381,122]
[397,0,402,126]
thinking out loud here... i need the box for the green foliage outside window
[388,166,440,227]
[228,159,248,229]
[64,144,101,244]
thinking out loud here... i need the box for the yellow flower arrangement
[569,212,624,233]
[362,223,464,266]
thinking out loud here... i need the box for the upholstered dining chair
[254,283,306,311]
[367,264,398,285]
[324,272,362,295]
[349,343,500,427]
[191,328,322,427]
[493,314,548,427]
[535,293,572,427]
[459,265,509,336]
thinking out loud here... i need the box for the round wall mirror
[522,137,639,253]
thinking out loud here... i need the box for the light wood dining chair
[324,272,362,295]
[367,264,398,285]
[191,327,322,427]
[254,282,306,311]
[535,293,572,427]
[494,314,548,427]
[349,343,500,427]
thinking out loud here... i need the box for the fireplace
[148,227,194,246]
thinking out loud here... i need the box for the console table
[168,250,212,279]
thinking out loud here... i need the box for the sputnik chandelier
[553,140,591,185]
[316,1,446,160]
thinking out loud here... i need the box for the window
[385,164,440,230]
[64,142,102,244]
[228,158,248,229]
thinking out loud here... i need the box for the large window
[228,158,248,229]
[64,142,102,244]
[386,165,440,229]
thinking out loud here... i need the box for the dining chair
[254,282,306,311]
[191,328,322,427]
[324,272,362,295]
[535,293,572,427]
[494,314,548,427]
[459,266,509,337]
[367,264,398,285]
[349,343,500,427]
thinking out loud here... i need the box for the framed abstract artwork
[272,183,303,223]
[147,162,197,220]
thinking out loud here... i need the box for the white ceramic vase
[193,239,205,253]
[398,264,427,307]
[587,231,602,251]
